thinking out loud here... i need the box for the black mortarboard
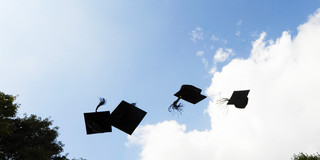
[111,100,147,135]
[83,111,112,135]
[227,90,250,109]
[174,84,206,104]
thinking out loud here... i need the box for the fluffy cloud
[202,58,209,68]
[196,50,205,56]
[128,9,320,160]
[191,27,204,42]
[213,48,233,63]
[210,34,227,44]
[196,51,208,68]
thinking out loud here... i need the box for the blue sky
[1,1,320,160]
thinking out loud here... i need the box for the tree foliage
[292,152,320,160]
[0,91,68,160]
[0,92,19,137]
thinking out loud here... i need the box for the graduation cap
[84,99,147,135]
[227,90,250,109]
[84,98,111,135]
[169,84,206,113]
[111,100,147,135]
[174,84,206,104]
[84,111,112,134]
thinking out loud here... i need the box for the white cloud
[191,27,204,42]
[210,34,227,44]
[128,9,320,160]
[202,58,209,68]
[209,66,217,75]
[127,121,215,160]
[196,50,204,56]
[196,51,208,68]
[213,48,233,63]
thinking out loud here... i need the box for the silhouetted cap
[174,84,206,104]
[227,90,250,109]
[111,101,147,135]
[84,111,112,135]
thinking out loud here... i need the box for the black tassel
[168,97,183,114]
[95,97,106,112]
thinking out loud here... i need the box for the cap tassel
[95,97,106,112]
[216,98,229,105]
[216,98,230,115]
[168,97,183,114]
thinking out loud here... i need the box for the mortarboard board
[174,84,206,104]
[83,111,112,135]
[111,100,147,135]
[227,90,250,109]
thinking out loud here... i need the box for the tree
[292,152,320,160]
[0,92,19,137]
[0,91,68,160]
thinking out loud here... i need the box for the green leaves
[0,91,68,160]
[0,91,19,119]
[292,152,320,160]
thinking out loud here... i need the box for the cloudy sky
[1,1,320,160]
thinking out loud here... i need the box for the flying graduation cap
[84,98,111,134]
[84,111,112,134]
[111,101,147,135]
[169,84,206,113]
[227,90,250,108]
[84,98,147,135]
